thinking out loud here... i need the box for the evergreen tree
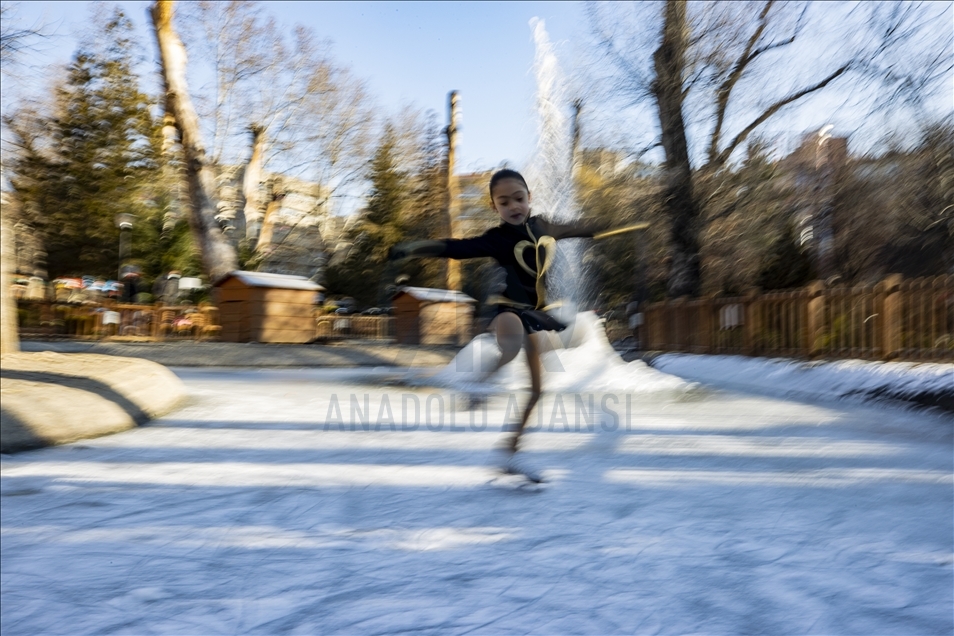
[398,113,449,294]
[7,8,176,283]
[364,128,406,232]
[756,222,815,291]
[325,126,407,307]
[325,117,449,308]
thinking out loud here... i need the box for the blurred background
[1,0,951,318]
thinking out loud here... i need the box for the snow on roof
[394,286,476,304]
[217,271,324,291]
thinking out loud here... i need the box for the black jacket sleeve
[389,228,499,261]
[439,230,498,259]
[389,240,446,260]
[537,217,611,240]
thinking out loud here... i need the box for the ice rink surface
[2,364,952,635]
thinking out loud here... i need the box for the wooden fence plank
[639,275,951,361]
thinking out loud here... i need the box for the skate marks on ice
[2,373,952,634]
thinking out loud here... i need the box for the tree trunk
[0,191,20,354]
[150,0,237,283]
[255,196,282,259]
[243,124,266,245]
[652,0,701,298]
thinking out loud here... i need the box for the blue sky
[7,0,586,172]
[5,1,952,173]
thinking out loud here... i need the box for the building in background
[214,168,344,282]
[455,170,497,237]
[778,127,848,279]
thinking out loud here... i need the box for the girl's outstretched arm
[389,230,498,261]
[540,218,649,240]
[537,218,608,240]
[388,240,447,260]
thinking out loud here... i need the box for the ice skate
[498,451,545,484]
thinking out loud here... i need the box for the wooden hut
[214,271,322,343]
[392,286,476,346]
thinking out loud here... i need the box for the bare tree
[180,1,375,251]
[242,123,266,242]
[150,0,238,282]
[0,3,48,67]
[589,0,952,297]
[0,187,18,353]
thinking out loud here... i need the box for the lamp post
[115,213,135,279]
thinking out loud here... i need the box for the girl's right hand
[388,240,446,260]
[388,244,409,261]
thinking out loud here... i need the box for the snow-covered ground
[2,356,952,634]
[652,354,952,411]
[423,311,951,413]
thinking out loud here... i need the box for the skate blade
[489,471,547,491]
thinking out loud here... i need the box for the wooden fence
[16,300,222,341]
[17,275,952,358]
[315,315,395,340]
[15,298,398,343]
[638,275,953,361]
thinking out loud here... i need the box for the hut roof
[215,271,324,291]
[393,286,475,304]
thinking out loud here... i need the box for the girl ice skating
[390,169,645,481]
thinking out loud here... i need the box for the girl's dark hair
[489,169,529,198]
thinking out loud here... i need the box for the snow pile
[426,312,691,395]
[653,354,953,411]
[413,312,950,411]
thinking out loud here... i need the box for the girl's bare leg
[461,312,524,411]
[477,313,545,455]
[505,331,543,453]
[477,311,525,380]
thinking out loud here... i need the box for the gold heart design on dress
[514,235,557,308]
[514,240,536,276]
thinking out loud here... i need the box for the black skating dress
[394,216,607,333]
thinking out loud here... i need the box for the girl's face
[491,178,532,225]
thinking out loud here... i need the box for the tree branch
[713,63,850,168]
[587,2,651,96]
[707,0,773,164]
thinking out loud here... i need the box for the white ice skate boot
[500,452,545,484]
